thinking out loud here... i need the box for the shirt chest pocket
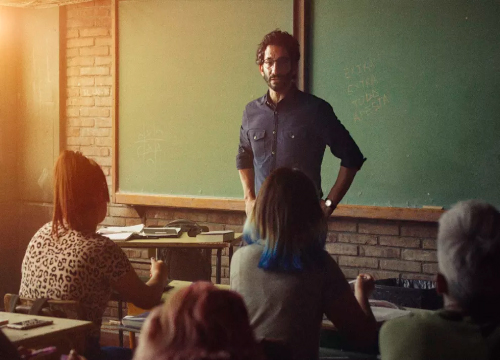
[248,129,268,161]
[283,127,310,161]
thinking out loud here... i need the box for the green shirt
[379,309,500,360]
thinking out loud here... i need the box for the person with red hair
[133,282,264,360]
[19,150,169,360]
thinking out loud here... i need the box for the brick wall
[98,207,439,283]
[65,0,113,179]
[61,0,440,324]
[326,219,438,281]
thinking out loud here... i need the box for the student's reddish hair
[52,150,109,235]
[159,282,263,360]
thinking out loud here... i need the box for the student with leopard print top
[19,150,169,360]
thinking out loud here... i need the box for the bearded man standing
[236,30,366,217]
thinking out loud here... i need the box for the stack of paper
[98,224,183,240]
[371,306,411,322]
[97,224,145,241]
[368,299,400,309]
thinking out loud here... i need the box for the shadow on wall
[159,248,213,282]
[0,203,52,301]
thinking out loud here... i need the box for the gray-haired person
[380,200,500,360]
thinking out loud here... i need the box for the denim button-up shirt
[236,87,366,196]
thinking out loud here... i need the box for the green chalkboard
[118,0,293,198]
[118,0,500,210]
[313,0,500,208]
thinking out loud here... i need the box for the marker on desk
[21,346,57,359]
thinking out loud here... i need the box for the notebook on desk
[122,311,150,329]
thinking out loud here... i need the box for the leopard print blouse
[19,222,132,335]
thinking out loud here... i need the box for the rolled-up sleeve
[236,109,254,169]
[318,101,366,170]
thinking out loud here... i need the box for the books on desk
[97,224,181,241]
[195,230,234,242]
[122,312,150,329]
[142,227,181,237]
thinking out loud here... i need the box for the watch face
[325,199,332,207]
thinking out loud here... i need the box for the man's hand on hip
[320,199,335,218]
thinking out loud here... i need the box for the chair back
[4,293,85,320]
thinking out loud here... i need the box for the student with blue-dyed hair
[230,167,377,360]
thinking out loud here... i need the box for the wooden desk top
[0,312,93,346]
[125,281,420,335]
[162,280,230,299]
[321,306,414,330]
[127,280,230,316]
[114,233,242,249]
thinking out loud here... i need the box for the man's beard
[264,70,293,92]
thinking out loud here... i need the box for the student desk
[1,312,93,359]
[110,230,241,347]
[120,281,407,359]
[113,233,242,284]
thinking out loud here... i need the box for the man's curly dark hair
[256,29,300,66]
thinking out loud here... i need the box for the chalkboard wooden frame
[110,0,443,222]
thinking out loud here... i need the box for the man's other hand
[245,198,256,217]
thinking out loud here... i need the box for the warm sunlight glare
[0,9,14,41]
[0,10,7,41]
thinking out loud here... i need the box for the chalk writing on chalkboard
[135,125,165,165]
[344,59,389,122]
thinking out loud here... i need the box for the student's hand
[150,257,168,284]
[354,273,375,300]
[245,198,256,217]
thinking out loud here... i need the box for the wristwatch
[324,198,335,210]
